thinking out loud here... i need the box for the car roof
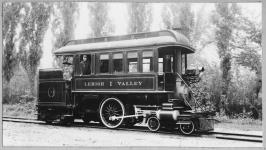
[54,30,195,55]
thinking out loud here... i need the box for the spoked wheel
[99,97,125,128]
[179,120,195,135]
[147,117,161,132]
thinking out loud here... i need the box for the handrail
[176,73,205,112]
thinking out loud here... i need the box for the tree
[51,2,79,67]
[233,17,262,102]
[19,2,52,95]
[212,3,241,115]
[88,2,114,37]
[161,3,193,37]
[3,3,23,102]
[179,4,194,39]
[3,3,22,83]
[52,2,78,50]
[127,3,152,33]
[161,3,179,30]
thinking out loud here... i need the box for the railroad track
[3,116,262,143]
[205,131,263,143]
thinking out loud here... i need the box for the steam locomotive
[37,30,214,135]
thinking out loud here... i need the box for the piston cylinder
[156,110,180,121]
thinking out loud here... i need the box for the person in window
[80,55,91,75]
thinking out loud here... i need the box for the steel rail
[3,117,262,143]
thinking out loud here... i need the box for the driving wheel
[179,120,195,135]
[99,97,125,128]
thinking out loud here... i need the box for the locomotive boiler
[37,30,214,135]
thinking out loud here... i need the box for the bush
[3,100,37,118]
[19,94,36,103]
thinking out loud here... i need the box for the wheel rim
[179,120,195,135]
[100,98,125,128]
[147,117,160,131]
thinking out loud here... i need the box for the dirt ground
[2,121,263,147]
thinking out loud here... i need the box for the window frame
[126,51,139,73]
[97,53,111,74]
[181,53,187,74]
[75,54,93,76]
[141,50,154,73]
[112,52,124,74]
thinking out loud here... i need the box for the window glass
[158,58,163,72]
[113,53,123,73]
[142,51,153,72]
[100,54,109,73]
[164,55,174,72]
[182,54,186,74]
[143,51,153,57]
[127,52,138,73]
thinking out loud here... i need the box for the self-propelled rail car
[37,30,214,135]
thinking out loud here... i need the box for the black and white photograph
[2,1,263,147]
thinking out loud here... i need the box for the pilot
[80,55,91,75]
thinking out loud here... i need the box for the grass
[214,115,262,131]
[3,101,37,119]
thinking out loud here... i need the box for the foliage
[3,3,22,82]
[161,3,194,38]
[88,2,114,37]
[232,15,262,75]
[232,17,262,99]
[3,98,37,119]
[189,65,222,112]
[179,4,194,39]
[19,3,52,95]
[52,2,78,50]
[51,2,78,67]
[211,3,241,112]
[127,3,152,33]
[190,62,262,119]
[162,3,201,67]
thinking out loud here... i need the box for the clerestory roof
[54,30,195,55]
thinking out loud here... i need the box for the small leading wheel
[147,117,161,132]
[99,97,125,128]
[179,120,195,135]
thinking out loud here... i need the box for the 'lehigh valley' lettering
[83,80,143,87]
[117,81,142,86]
[84,82,104,87]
